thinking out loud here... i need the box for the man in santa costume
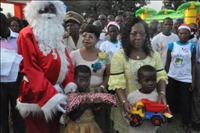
[16,0,76,133]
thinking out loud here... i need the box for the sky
[0,1,163,16]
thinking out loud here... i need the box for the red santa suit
[16,25,75,133]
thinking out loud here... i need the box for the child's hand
[80,97,91,110]
[92,97,103,111]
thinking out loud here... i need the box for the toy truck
[130,98,172,126]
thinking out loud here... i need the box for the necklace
[132,50,143,59]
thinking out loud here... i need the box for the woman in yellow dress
[108,17,168,133]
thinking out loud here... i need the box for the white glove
[56,98,67,113]
[54,84,64,93]
[64,82,77,94]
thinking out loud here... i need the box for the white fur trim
[41,93,67,121]
[56,49,69,84]
[24,1,65,25]
[16,99,42,118]
[54,84,64,93]
[178,25,191,33]
[107,21,120,30]
[64,82,77,94]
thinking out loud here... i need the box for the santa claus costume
[16,0,76,133]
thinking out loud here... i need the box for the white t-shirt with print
[100,40,122,60]
[151,32,179,66]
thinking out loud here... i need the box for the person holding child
[63,65,103,133]
[108,17,168,133]
[165,24,196,133]
[126,65,159,133]
[70,24,113,132]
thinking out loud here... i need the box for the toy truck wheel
[130,115,142,126]
[151,116,163,126]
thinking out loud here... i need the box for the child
[63,65,103,133]
[165,24,196,133]
[126,65,159,133]
[100,21,122,60]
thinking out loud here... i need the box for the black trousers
[0,73,26,133]
[166,77,191,125]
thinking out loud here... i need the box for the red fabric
[17,26,74,107]
[64,93,118,114]
[25,113,62,133]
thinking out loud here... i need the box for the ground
[9,113,200,133]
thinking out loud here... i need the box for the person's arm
[151,36,158,51]
[190,46,196,91]
[95,64,110,93]
[156,80,167,105]
[92,97,103,115]
[68,97,91,121]
[165,49,172,73]
[115,89,132,121]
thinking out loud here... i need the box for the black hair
[74,65,91,78]
[82,24,101,39]
[137,65,156,80]
[121,17,152,60]
[163,17,173,23]
[21,19,29,28]
[0,13,8,26]
[8,17,23,30]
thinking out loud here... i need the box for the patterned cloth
[64,93,118,114]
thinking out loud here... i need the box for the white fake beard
[31,13,65,59]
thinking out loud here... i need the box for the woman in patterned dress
[108,17,168,133]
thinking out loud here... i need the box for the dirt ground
[9,113,200,133]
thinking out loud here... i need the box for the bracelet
[159,91,165,96]
[100,85,105,89]
[122,100,126,105]
[100,85,107,92]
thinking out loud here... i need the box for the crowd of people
[1,0,200,133]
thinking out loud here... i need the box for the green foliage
[163,0,199,10]
[6,12,13,18]
[62,0,150,18]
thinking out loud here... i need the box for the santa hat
[178,24,192,34]
[107,21,120,31]
[24,0,66,25]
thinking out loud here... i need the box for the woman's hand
[157,93,167,105]
[94,87,104,93]
[123,101,132,122]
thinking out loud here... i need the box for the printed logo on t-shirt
[182,47,189,53]
[173,54,185,67]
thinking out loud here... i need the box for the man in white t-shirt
[152,17,179,66]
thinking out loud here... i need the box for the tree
[162,0,199,10]
[6,12,13,18]
[62,0,150,18]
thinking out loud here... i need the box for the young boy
[63,65,103,133]
[126,65,158,133]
